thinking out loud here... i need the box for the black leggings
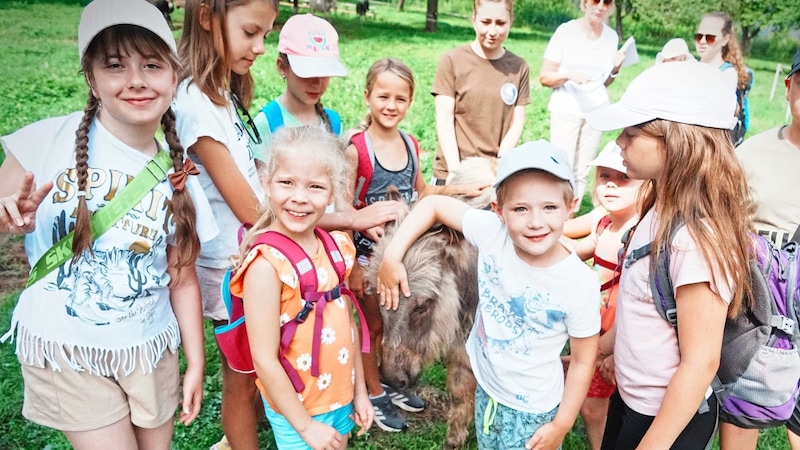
[601,391,718,450]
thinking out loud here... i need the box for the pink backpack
[215,227,369,392]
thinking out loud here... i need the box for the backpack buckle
[295,303,315,323]
[771,315,796,335]
[665,308,678,327]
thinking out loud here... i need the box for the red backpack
[215,227,369,393]
[350,130,420,209]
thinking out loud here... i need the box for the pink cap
[278,14,347,78]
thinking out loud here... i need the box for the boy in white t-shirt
[377,140,600,449]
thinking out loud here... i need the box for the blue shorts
[474,383,559,450]
[262,396,354,450]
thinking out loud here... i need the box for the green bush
[515,0,576,30]
[750,33,800,66]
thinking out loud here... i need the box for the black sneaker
[371,393,408,432]
[382,383,426,413]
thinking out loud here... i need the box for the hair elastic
[76,190,87,198]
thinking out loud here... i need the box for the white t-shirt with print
[462,209,600,413]
[174,80,264,268]
[544,20,619,116]
[1,112,217,376]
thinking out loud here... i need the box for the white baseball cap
[588,141,626,174]
[278,14,348,78]
[78,0,176,59]
[586,61,737,131]
[494,140,575,190]
[655,38,696,64]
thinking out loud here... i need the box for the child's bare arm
[526,334,598,450]
[166,246,205,425]
[319,202,403,240]
[377,195,470,309]
[637,282,726,449]
[498,105,527,156]
[420,182,491,199]
[244,257,343,449]
[348,300,374,434]
[190,137,261,224]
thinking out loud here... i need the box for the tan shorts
[197,265,230,321]
[20,349,180,432]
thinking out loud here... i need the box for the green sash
[25,151,173,288]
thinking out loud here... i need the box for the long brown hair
[636,119,755,317]
[76,25,200,277]
[704,11,750,90]
[179,0,278,108]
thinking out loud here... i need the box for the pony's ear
[386,185,411,222]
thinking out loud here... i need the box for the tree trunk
[293,0,299,13]
[615,3,623,39]
[425,0,438,32]
[397,0,405,11]
[741,25,758,57]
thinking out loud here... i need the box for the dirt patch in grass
[0,235,28,298]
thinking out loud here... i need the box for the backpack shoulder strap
[596,215,613,236]
[314,227,346,283]
[399,130,421,184]
[261,100,285,134]
[719,61,734,72]
[251,230,318,293]
[351,131,376,209]
[314,228,371,356]
[621,219,682,328]
[324,108,342,135]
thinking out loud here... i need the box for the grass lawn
[0,0,796,449]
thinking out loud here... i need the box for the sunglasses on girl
[232,93,262,146]
[694,33,717,44]
[591,0,614,5]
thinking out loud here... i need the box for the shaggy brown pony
[365,157,495,449]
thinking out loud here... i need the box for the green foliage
[615,0,799,60]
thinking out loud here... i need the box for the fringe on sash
[2,316,180,378]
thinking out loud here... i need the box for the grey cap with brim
[494,140,575,190]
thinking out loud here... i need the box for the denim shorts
[474,383,559,450]
[262,396,354,449]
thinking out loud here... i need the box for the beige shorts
[20,349,180,432]
[197,265,229,321]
